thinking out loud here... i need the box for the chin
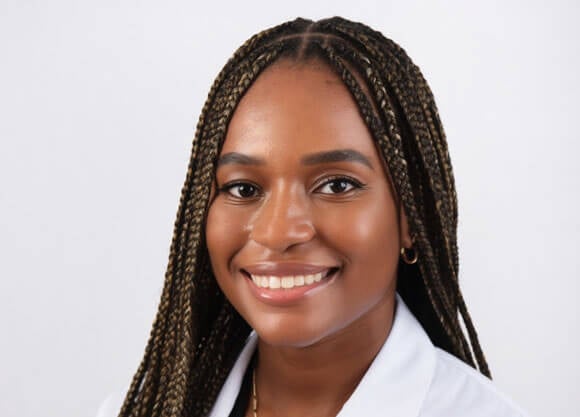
[255,329,327,349]
[249,314,347,349]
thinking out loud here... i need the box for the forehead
[221,60,380,161]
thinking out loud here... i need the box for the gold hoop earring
[400,247,418,264]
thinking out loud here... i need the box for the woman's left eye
[315,177,364,195]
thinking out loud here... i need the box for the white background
[0,1,578,416]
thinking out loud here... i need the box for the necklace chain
[252,368,258,417]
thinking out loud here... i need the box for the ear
[399,204,413,248]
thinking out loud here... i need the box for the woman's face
[206,60,409,348]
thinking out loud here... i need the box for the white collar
[208,294,437,417]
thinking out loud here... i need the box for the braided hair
[118,16,490,417]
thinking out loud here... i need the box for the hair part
[119,16,489,417]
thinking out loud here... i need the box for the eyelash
[314,175,365,195]
[218,176,365,200]
[218,181,262,199]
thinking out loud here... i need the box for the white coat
[97,295,529,417]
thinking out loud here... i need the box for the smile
[249,272,325,289]
[240,265,340,304]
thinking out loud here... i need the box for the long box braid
[119,16,490,417]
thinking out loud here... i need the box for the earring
[400,246,418,264]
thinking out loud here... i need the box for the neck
[254,293,396,417]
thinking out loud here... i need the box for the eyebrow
[217,149,373,169]
[301,149,373,169]
[217,152,266,167]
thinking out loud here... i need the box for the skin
[205,59,412,417]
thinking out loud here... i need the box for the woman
[106,16,527,417]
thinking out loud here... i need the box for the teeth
[269,276,281,289]
[281,277,294,289]
[250,271,328,289]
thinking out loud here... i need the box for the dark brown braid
[118,16,490,417]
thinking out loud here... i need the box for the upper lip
[242,262,338,277]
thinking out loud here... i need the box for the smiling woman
[206,61,407,354]
[107,16,528,417]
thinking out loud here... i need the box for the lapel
[208,294,436,417]
[336,294,436,417]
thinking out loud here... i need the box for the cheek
[205,204,247,276]
[316,192,400,272]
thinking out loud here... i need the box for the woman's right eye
[219,182,260,199]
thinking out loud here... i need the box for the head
[205,57,411,349]
[120,17,489,417]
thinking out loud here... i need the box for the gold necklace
[252,368,258,417]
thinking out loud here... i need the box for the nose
[249,183,315,252]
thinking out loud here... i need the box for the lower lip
[244,270,338,306]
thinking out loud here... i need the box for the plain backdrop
[0,1,578,416]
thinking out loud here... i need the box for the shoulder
[419,348,529,417]
[94,390,125,417]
